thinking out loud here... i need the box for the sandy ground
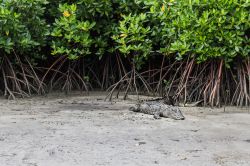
[0,92,250,166]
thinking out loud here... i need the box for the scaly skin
[129,101,185,120]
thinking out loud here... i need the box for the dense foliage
[0,0,249,63]
[0,0,249,106]
[51,3,95,60]
[0,0,48,54]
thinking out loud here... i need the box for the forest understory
[0,54,249,107]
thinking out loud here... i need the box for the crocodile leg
[153,112,161,119]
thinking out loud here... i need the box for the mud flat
[0,92,250,166]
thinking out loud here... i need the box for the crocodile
[129,101,185,120]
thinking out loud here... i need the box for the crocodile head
[168,107,185,120]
